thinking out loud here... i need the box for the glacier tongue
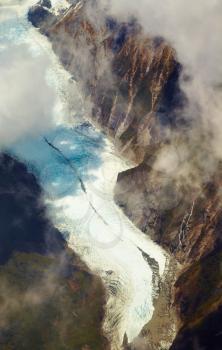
[10,125,166,346]
[2,1,166,348]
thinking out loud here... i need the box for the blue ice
[7,124,105,199]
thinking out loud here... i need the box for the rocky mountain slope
[0,153,109,350]
[28,1,222,349]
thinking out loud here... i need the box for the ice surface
[9,126,166,345]
[2,2,167,347]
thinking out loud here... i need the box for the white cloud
[96,0,222,174]
[0,44,57,147]
[99,0,222,82]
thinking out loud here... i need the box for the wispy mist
[0,44,58,147]
[95,0,222,184]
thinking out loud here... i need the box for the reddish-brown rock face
[29,2,222,349]
[115,162,222,263]
[45,1,177,163]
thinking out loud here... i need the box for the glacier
[1,1,167,348]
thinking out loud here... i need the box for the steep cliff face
[171,247,222,350]
[28,1,222,349]
[121,166,222,350]
[115,161,222,262]
[32,0,177,164]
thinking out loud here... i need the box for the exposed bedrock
[28,1,55,30]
